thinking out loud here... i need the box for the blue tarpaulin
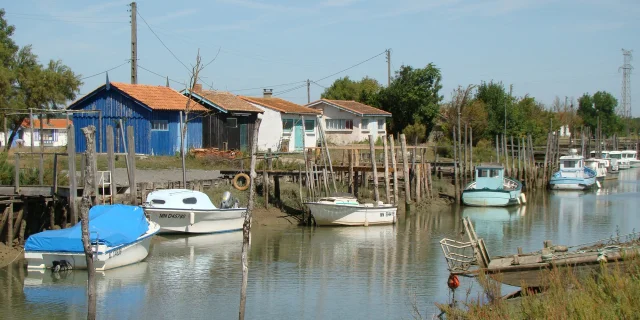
[25,205,149,253]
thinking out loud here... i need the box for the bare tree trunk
[80,125,97,320]
[239,118,261,320]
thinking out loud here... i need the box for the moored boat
[304,195,397,226]
[609,151,631,170]
[143,189,246,234]
[549,150,597,190]
[584,158,607,181]
[622,150,640,168]
[462,163,524,207]
[25,205,159,271]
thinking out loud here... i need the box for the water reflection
[0,169,637,319]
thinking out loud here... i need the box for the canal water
[1,169,639,319]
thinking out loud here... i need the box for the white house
[0,118,72,148]
[240,90,321,152]
[306,99,392,145]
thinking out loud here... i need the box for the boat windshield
[477,169,500,178]
[610,154,622,159]
[562,160,579,168]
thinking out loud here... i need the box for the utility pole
[620,49,633,135]
[130,2,138,84]
[307,79,310,104]
[385,49,391,86]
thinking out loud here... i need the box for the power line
[136,9,190,73]
[138,64,187,86]
[313,51,387,83]
[311,81,328,89]
[274,84,307,96]
[229,81,307,93]
[203,47,222,70]
[79,60,131,80]
[5,12,127,24]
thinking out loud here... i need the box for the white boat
[143,189,246,234]
[622,150,640,168]
[609,151,631,170]
[462,164,524,207]
[549,150,597,190]
[304,196,397,226]
[25,205,159,271]
[585,158,608,181]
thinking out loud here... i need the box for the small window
[283,119,294,131]
[490,169,500,177]
[151,199,165,204]
[377,119,384,131]
[305,119,314,131]
[478,170,488,178]
[563,160,576,168]
[183,197,197,204]
[325,119,353,131]
[346,119,353,129]
[227,118,237,128]
[362,119,369,130]
[152,120,168,131]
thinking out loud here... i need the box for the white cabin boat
[585,158,608,181]
[143,189,246,234]
[622,150,640,168]
[304,196,397,226]
[609,151,630,170]
[549,151,597,190]
[25,205,159,271]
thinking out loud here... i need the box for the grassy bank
[436,257,640,319]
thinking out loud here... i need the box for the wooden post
[322,168,330,197]
[469,126,473,174]
[543,132,550,183]
[369,135,380,203]
[14,153,19,194]
[29,108,34,153]
[80,125,97,320]
[453,127,459,203]
[382,136,391,204]
[400,134,411,209]
[98,110,103,153]
[0,206,9,238]
[6,203,13,246]
[274,175,281,207]
[127,126,137,205]
[415,163,421,202]
[53,154,59,194]
[427,163,433,198]
[11,206,23,242]
[106,126,116,192]
[38,153,44,185]
[3,117,6,147]
[389,137,399,205]
[510,136,515,177]
[463,122,468,183]
[318,122,337,193]
[503,134,509,172]
[421,149,427,199]
[239,118,261,320]
[67,124,77,224]
[348,149,354,195]
[495,134,499,162]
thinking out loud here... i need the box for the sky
[3,0,640,115]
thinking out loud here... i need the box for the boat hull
[304,203,397,226]
[25,222,160,271]
[549,176,596,190]
[145,208,246,234]
[630,160,640,168]
[462,190,520,207]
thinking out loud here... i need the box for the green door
[294,121,304,151]
[239,123,248,151]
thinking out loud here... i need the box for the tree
[378,64,443,136]
[0,12,81,151]
[475,81,512,139]
[577,91,622,136]
[320,76,381,106]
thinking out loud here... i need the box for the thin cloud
[321,0,360,7]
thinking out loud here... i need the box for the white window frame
[361,118,370,132]
[325,119,353,131]
[377,119,384,131]
[151,120,169,131]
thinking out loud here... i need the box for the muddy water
[1,169,639,319]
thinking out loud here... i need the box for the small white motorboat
[304,195,397,226]
[609,151,631,170]
[25,205,159,271]
[622,150,640,168]
[143,189,246,234]
[585,158,608,181]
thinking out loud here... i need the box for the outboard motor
[220,191,239,209]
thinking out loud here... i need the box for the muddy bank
[0,243,24,268]
[252,207,301,226]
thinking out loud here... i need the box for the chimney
[194,83,202,93]
[263,89,273,98]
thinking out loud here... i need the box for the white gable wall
[248,102,318,152]
[310,102,387,145]
[0,129,69,148]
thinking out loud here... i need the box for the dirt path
[112,168,222,186]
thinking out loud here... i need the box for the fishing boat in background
[462,164,525,207]
[304,195,397,226]
[440,217,640,288]
[549,149,597,190]
[143,189,246,234]
[25,205,159,271]
[585,158,608,181]
[609,151,631,170]
[622,150,640,168]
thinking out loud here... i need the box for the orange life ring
[232,173,250,191]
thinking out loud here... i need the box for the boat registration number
[379,212,394,217]
[109,248,122,258]
[159,213,187,219]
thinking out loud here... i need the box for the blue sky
[3,0,640,115]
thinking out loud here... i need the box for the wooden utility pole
[80,126,97,320]
[130,2,138,84]
[239,118,261,320]
[368,135,380,203]
[386,49,391,86]
[306,79,310,104]
[127,126,137,205]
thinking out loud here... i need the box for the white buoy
[189,211,195,225]
[596,180,602,189]
[519,193,527,204]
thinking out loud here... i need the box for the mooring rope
[1,248,24,267]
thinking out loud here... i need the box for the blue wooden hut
[67,81,207,155]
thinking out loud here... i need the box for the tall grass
[436,257,640,319]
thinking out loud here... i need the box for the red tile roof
[195,91,263,113]
[22,119,72,129]
[112,82,207,112]
[239,96,320,115]
[308,99,391,116]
